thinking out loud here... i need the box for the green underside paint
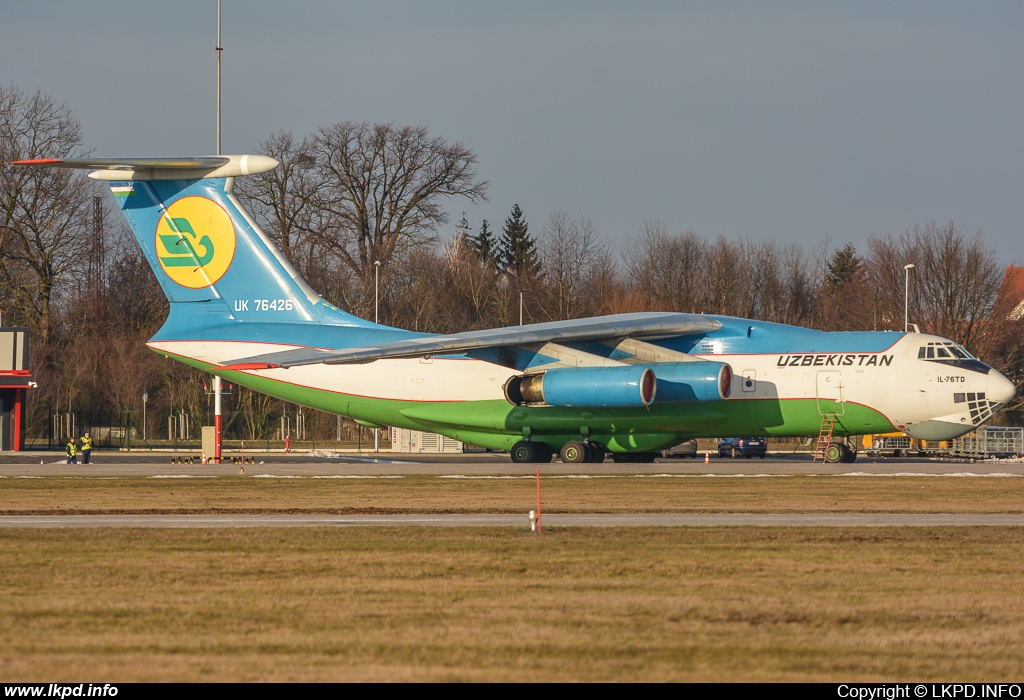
[166,352,895,453]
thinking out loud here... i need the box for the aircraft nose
[989,369,1016,406]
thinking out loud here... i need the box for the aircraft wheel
[586,442,605,463]
[841,446,857,463]
[825,442,844,463]
[560,441,587,463]
[510,441,536,463]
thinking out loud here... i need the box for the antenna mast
[216,0,222,155]
[213,0,224,464]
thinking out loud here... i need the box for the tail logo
[155,196,236,289]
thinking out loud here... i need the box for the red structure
[1,327,33,452]
[995,266,1024,321]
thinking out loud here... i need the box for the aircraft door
[816,371,845,416]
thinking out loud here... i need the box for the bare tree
[441,229,502,329]
[233,130,322,269]
[539,211,607,320]
[0,85,93,342]
[703,236,746,316]
[238,386,274,441]
[623,220,665,310]
[868,221,1001,348]
[312,121,489,294]
[104,224,168,334]
[623,221,707,312]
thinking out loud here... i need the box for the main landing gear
[510,440,553,464]
[558,440,605,464]
[509,440,608,463]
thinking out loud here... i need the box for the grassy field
[1,474,1023,514]
[2,526,1024,681]
[2,476,1024,681]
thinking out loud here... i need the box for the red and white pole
[12,388,22,452]
[536,466,542,534]
[214,375,222,464]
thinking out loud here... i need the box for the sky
[4,1,1023,265]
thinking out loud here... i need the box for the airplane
[10,155,1017,463]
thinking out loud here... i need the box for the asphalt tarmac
[2,449,1022,528]
[2,448,1023,476]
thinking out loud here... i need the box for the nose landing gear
[824,441,858,463]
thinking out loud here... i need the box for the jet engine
[504,365,656,407]
[650,361,732,402]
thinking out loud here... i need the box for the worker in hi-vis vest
[80,433,93,464]
[66,437,77,465]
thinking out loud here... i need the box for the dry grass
[3,476,1024,681]
[0,474,1022,514]
[2,527,1024,681]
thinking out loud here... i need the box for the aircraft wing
[223,312,720,369]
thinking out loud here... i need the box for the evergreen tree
[470,219,496,267]
[499,204,538,279]
[826,243,861,288]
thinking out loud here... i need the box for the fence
[39,407,149,450]
[951,426,1024,459]
[25,405,389,452]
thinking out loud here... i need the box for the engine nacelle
[505,365,656,407]
[648,361,732,402]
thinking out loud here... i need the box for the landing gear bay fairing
[12,156,1016,462]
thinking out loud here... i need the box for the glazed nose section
[989,369,1016,407]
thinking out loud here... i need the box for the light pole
[904,263,915,332]
[519,289,524,326]
[374,260,381,324]
[142,392,148,441]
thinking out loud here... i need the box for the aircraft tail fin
[11,155,370,333]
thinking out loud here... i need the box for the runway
[2,451,1022,528]
[3,450,1023,477]
[3,513,1024,528]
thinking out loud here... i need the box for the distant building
[996,265,1024,320]
[390,427,463,453]
[0,327,32,451]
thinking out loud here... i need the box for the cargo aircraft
[11,155,1016,463]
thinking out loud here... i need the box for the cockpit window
[920,341,975,360]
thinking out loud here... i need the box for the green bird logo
[158,216,215,267]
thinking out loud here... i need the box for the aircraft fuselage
[149,315,1015,454]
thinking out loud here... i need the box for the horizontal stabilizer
[224,312,721,368]
[8,155,278,181]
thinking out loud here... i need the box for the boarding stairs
[812,414,837,462]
